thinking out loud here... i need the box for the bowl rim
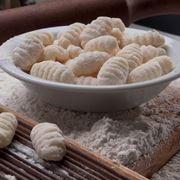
[0,27,180,93]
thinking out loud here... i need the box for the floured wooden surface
[0,70,180,177]
[151,151,180,180]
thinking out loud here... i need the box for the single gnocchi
[43,45,69,63]
[12,37,44,71]
[97,56,129,85]
[26,31,54,46]
[67,45,84,59]
[30,60,75,84]
[117,43,143,71]
[128,60,162,83]
[30,123,66,161]
[80,16,125,47]
[140,45,166,63]
[150,55,173,74]
[122,30,165,47]
[55,23,86,48]
[84,35,119,55]
[67,51,110,76]
[0,112,18,149]
[76,76,97,85]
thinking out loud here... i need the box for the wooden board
[0,104,147,180]
[131,86,180,177]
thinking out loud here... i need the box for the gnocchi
[12,16,174,86]
[117,43,143,71]
[30,60,75,84]
[97,56,129,85]
[12,37,44,71]
[122,30,165,47]
[55,23,85,48]
[140,45,166,63]
[43,45,69,63]
[26,31,54,46]
[0,112,17,149]
[128,60,162,83]
[84,35,119,55]
[150,55,173,74]
[67,51,110,76]
[80,16,125,47]
[30,123,66,161]
[67,45,84,59]
[76,76,97,85]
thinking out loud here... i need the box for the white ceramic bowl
[0,27,180,112]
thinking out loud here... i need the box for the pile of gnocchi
[11,16,173,86]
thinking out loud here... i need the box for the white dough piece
[84,35,119,55]
[76,76,97,85]
[12,37,44,71]
[67,45,84,59]
[30,61,75,84]
[26,31,54,46]
[122,30,165,47]
[56,23,86,48]
[117,43,143,72]
[97,56,129,85]
[30,123,66,161]
[140,45,166,63]
[150,55,173,74]
[0,112,18,149]
[67,51,110,76]
[128,60,163,83]
[43,45,69,63]
[80,16,125,47]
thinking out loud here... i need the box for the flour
[151,152,180,180]
[0,70,180,170]
[3,175,17,180]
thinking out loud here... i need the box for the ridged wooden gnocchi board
[0,105,147,180]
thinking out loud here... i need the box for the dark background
[136,15,180,36]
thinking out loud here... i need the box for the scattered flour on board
[151,151,180,180]
[0,70,180,169]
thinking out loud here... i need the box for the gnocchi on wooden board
[11,16,173,86]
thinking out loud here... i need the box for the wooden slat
[0,104,148,180]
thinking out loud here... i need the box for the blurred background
[0,0,180,35]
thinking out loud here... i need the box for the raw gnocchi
[76,76,97,85]
[30,123,66,161]
[128,60,162,83]
[43,45,69,63]
[84,35,119,55]
[30,60,75,84]
[117,43,143,71]
[150,55,173,74]
[12,16,174,86]
[67,45,84,59]
[140,45,166,63]
[55,23,85,48]
[122,30,165,47]
[12,37,44,71]
[97,56,129,85]
[67,51,110,76]
[0,112,17,149]
[26,31,54,46]
[80,16,125,47]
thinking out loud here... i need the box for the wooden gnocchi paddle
[0,0,180,44]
